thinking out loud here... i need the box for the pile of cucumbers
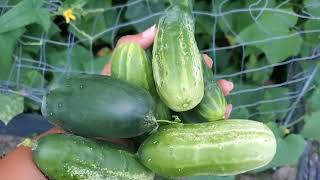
[32,1,277,179]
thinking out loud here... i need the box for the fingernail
[142,25,156,38]
[228,81,234,90]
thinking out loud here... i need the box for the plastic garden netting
[0,0,319,179]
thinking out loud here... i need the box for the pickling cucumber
[41,74,157,138]
[138,120,277,177]
[33,134,154,180]
[180,58,227,122]
[111,43,171,120]
[152,2,204,112]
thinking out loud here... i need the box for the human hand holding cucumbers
[0,25,233,180]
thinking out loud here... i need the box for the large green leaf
[301,111,320,139]
[304,0,320,17]
[125,0,166,32]
[245,55,272,84]
[195,1,213,36]
[257,87,290,122]
[0,92,24,125]
[307,88,320,112]
[300,19,320,57]
[238,8,302,64]
[230,107,250,119]
[0,0,51,34]
[214,0,276,34]
[227,83,264,107]
[254,122,306,172]
[47,45,92,83]
[47,45,91,71]
[0,28,25,81]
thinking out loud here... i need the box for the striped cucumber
[180,58,227,122]
[111,43,171,120]
[42,74,157,138]
[33,134,154,180]
[138,120,277,177]
[152,2,204,112]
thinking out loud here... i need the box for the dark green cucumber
[33,134,154,180]
[152,3,204,112]
[138,120,277,177]
[41,74,157,138]
[111,43,171,120]
[180,59,227,122]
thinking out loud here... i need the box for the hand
[0,26,234,180]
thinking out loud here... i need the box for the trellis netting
[0,0,319,176]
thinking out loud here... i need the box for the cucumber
[138,120,277,177]
[41,74,157,138]
[33,134,154,180]
[111,43,171,120]
[180,59,227,122]
[111,43,157,96]
[152,3,204,112]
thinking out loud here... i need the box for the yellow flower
[63,8,76,23]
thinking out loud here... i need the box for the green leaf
[307,88,320,112]
[227,83,264,107]
[246,55,273,84]
[0,92,24,125]
[258,87,290,122]
[26,22,60,38]
[214,49,232,73]
[214,0,276,34]
[304,0,320,17]
[62,0,90,8]
[230,107,250,119]
[47,45,91,71]
[301,111,320,138]
[300,19,320,57]
[47,45,92,83]
[0,28,25,81]
[69,0,117,44]
[125,0,166,32]
[238,8,302,63]
[20,70,44,89]
[189,176,235,180]
[254,122,306,172]
[83,52,111,74]
[195,1,213,36]
[0,0,51,34]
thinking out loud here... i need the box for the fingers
[116,25,157,49]
[202,54,234,96]
[0,147,47,180]
[101,25,157,76]
[202,54,233,119]
[218,79,233,96]
[34,127,64,141]
[101,60,112,76]
[202,54,213,68]
[224,104,233,119]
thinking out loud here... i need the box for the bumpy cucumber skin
[152,6,204,112]
[33,134,154,180]
[111,43,157,96]
[138,120,277,177]
[180,59,227,122]
[42,74,157,138]
[111,43,171,120]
